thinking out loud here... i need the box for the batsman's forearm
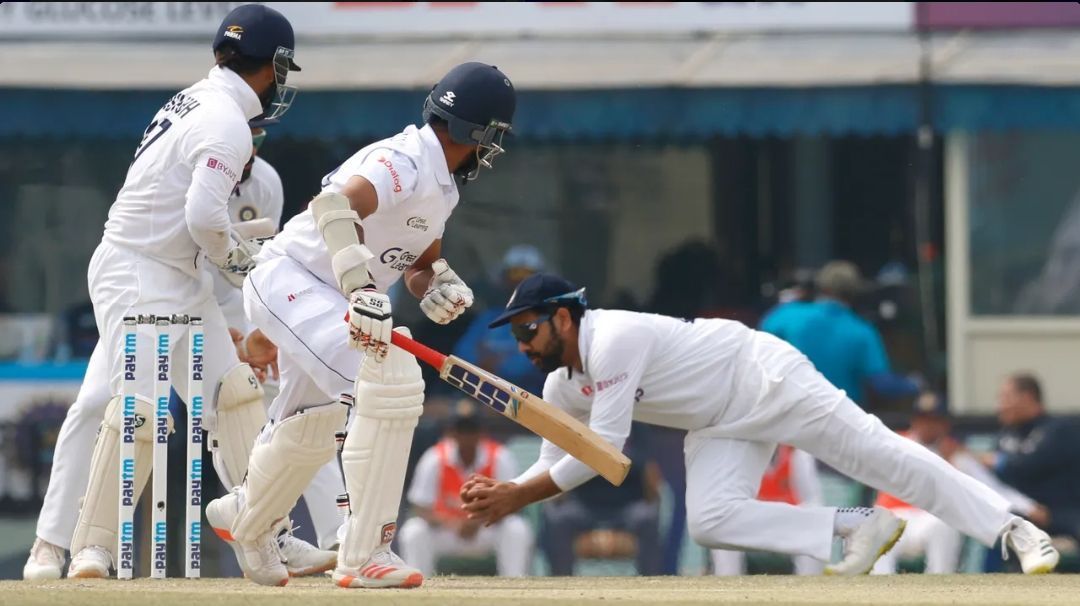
[515,472,563,509]
[404,268,434,299]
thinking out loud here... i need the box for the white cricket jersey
[517,309,805,491]
[258,124,456,293]
[212,156,285,330]
[101,67,262,276]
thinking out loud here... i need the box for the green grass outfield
[3,574,1077,606]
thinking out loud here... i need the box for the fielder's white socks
[833,507,876,537]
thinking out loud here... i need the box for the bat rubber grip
[390,330,447,369]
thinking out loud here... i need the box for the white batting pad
[230,402,347,543]
[71,395,172,561]
[338,327,425,568]
[209,364,267,489]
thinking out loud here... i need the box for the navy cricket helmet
[213,4,299,120]
[422,62,516,181]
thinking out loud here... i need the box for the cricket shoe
[24,538,65,580]
[1001,518,1059,574]
[67,545,112,579]
[206,491,289,587]
[274,519,337,577]
[825,508,906,576]
[332,546,423,589]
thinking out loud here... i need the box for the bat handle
[390,330,447,369]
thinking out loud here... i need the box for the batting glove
[420,259,474,325]
[347,289,392,362]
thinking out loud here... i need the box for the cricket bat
[390,331,631,486]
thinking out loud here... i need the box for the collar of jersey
[418,124,454,187]
[207,66,265,121]
[574,308,594,378]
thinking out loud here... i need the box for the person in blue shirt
[760,267,816,340]
[771,261,896,407]
[453,245,548,395]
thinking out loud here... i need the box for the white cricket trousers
[397,516,534,577]
[684,335,1014,562]
[36,242,240,549]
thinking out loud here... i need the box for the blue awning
[4,85,1080,140]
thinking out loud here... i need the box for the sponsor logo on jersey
[206,157,238,182]
[224,25,243,41]
[406,216,429,232]
[379,247,419,271]
[596,372,629,392]
[375,155,402,193]
[439,91,456,107]
[287,287,313,303]
[580,372,630,397]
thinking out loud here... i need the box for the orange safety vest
[433,438,502,520]
[757,445,800,505]
[874,431,916,510]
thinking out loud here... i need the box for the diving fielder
[206,62,516,588]
[461,273,1061,576]
[24,4,302,579]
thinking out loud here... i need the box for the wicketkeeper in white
[461,273,1061,576]
[205,62,517,588]
[23,4,303,580]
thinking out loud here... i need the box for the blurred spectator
[759,267,816,340]
[984,374,1080,543]
[398,400,533,577]
[453,245,547,395]
[874,391,1048,574]
[711,445,825,576]
[779,260,914,407]
[541,423,663,575]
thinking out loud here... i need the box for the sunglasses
[510,314,553,344]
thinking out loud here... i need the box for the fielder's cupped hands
[460,474,523,526]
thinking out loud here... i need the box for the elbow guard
[310,192,375,294]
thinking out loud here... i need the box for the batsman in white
[461,273,1061,576]
[206,116,341,574]
[205,62,516,588]
[23,4,306,580]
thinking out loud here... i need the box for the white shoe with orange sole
[332,546,423,589]
[206,491,289,587]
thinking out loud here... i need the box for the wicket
[118,314,204,580]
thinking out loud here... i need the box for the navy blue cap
[913,392,949,417]
[213,4,300,71]
[488,273,586,328]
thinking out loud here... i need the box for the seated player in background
[398,400,533,577]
